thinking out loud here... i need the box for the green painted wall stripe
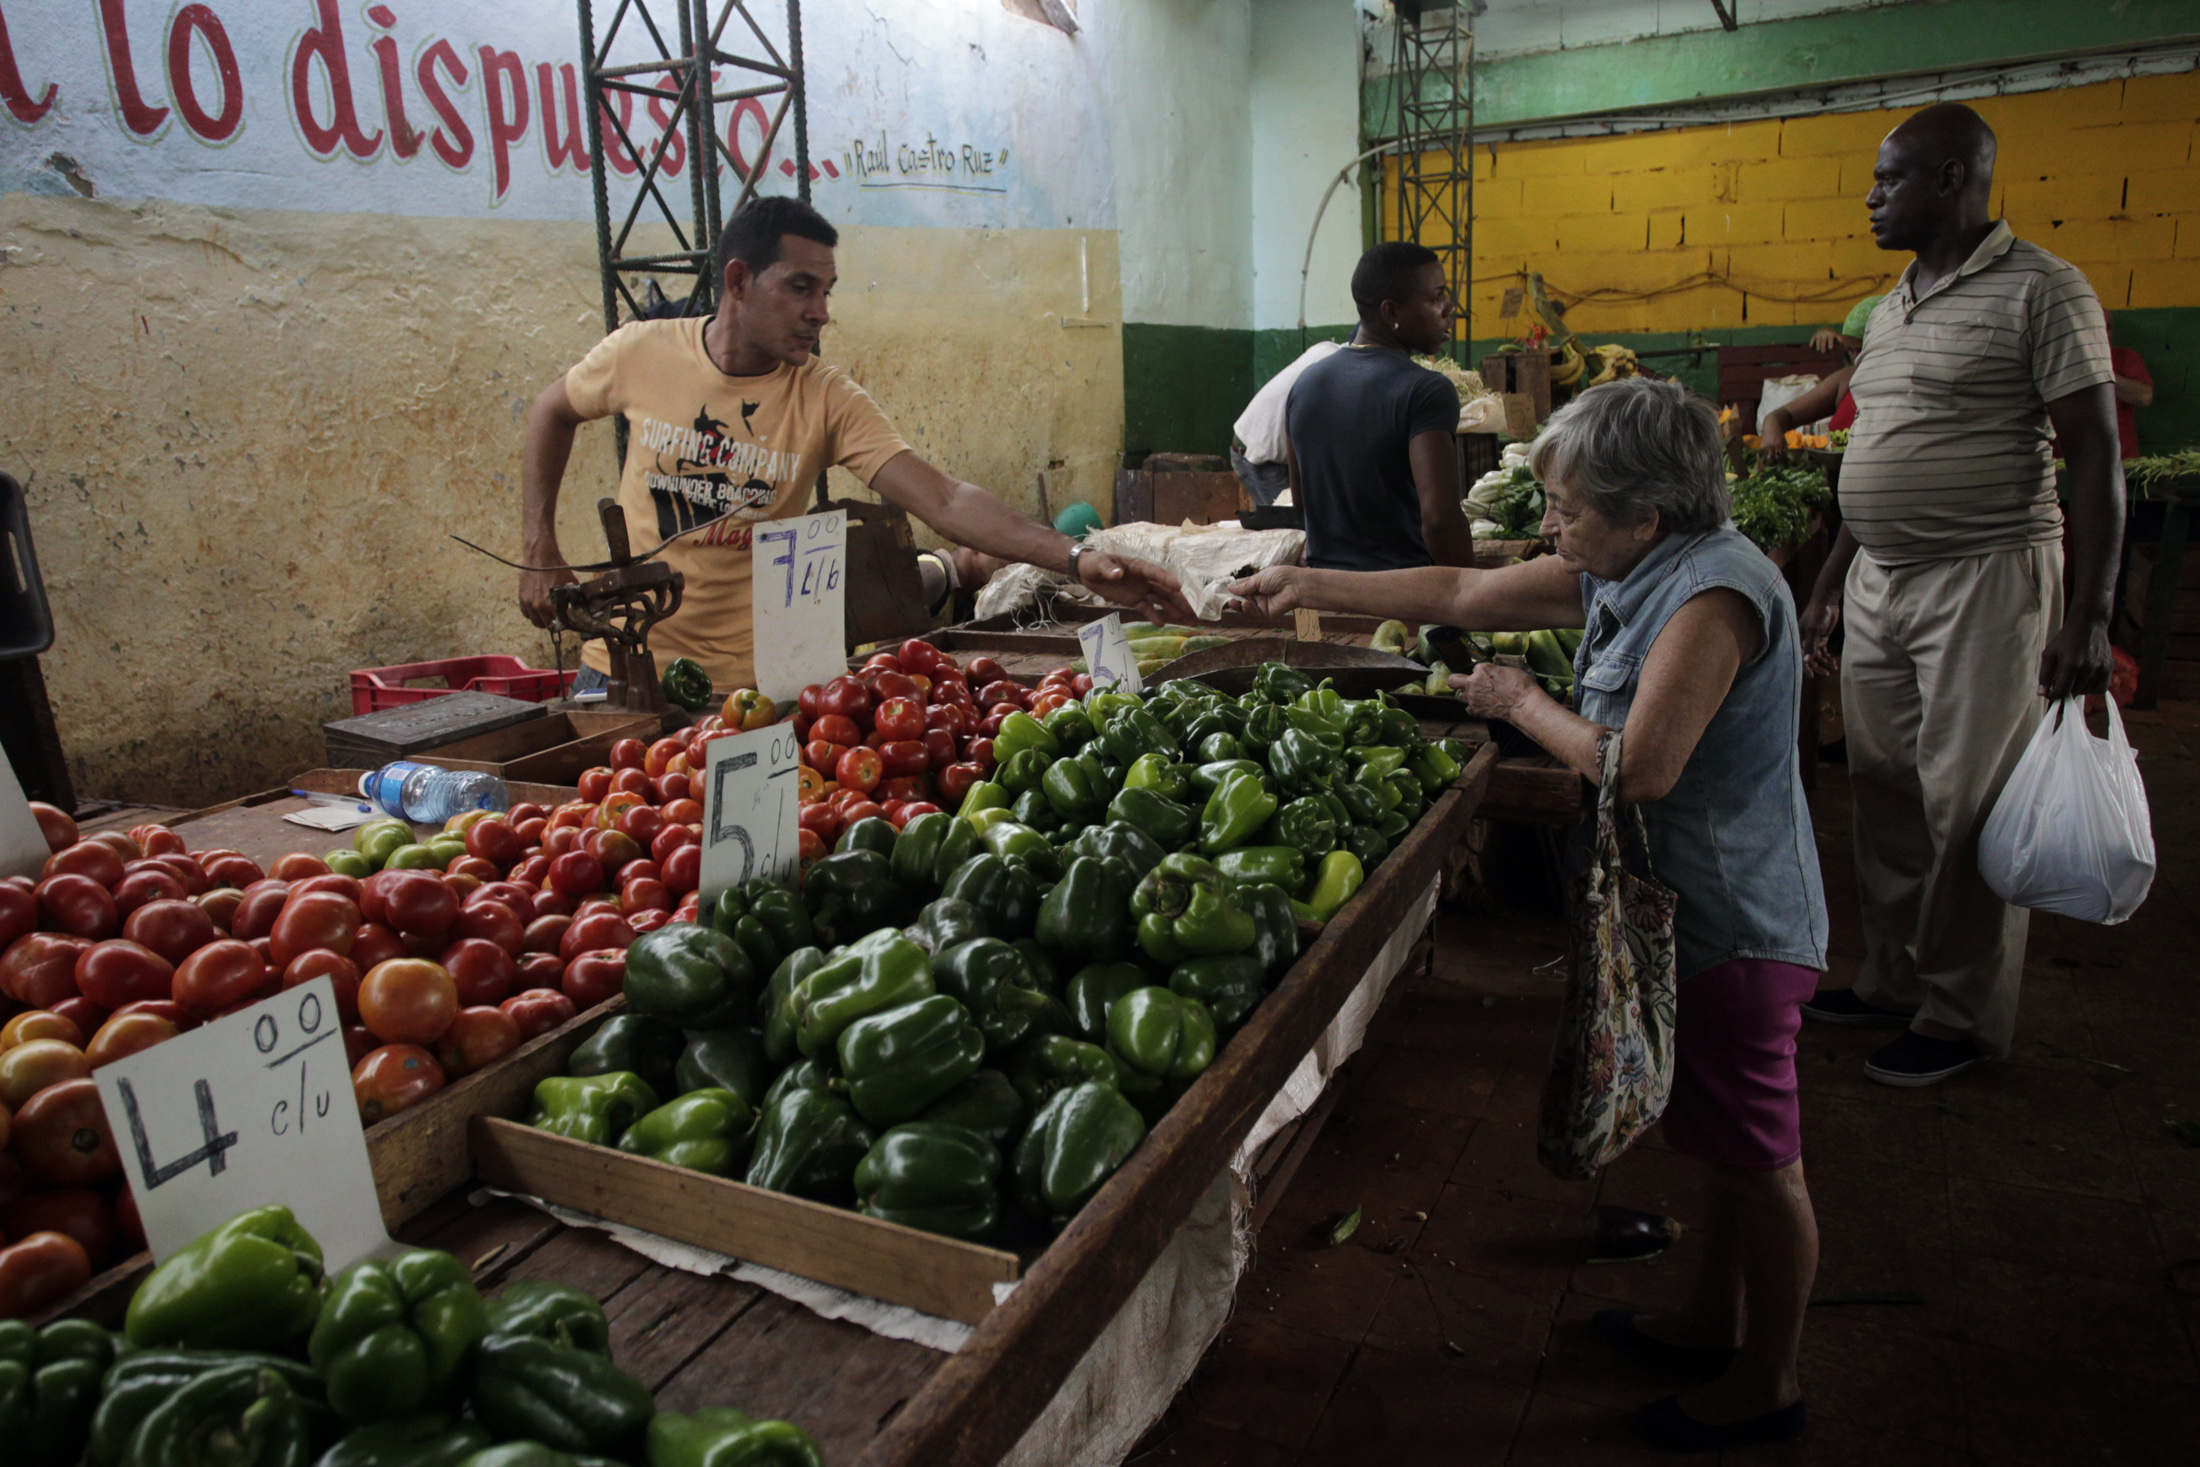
[1365,1,2200,136]
[1122,323,1255,460]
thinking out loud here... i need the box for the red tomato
[12,1078,119,1186]
[617,859,661,889]
[967,657,1007,684]
[502,988,576,1039]
[920,727,959,772]
[228,882,292,942]
[42,841,122,889]
[74,940,174,1012]
[797,827,828,864]
[812,713,863,748]
[560,910,635,961]
[451,901,524,957]
[609,737,648,771]
[512,817,547,847]
[835,746,883,794]
[816,676,871,722]
[1028,691,1070,719]
[464,818,526,868]
[660,842,701,896]
[511,852,552,887]
[37,874,118,941]
[107,867,184,922]
[442,938,515,1006]
[976,713,1006,738]
[627,907,672,934]
[923,702,968,737]
[609,768,652,801]
[548,850,606,900]
[5,1188,116,1269]
[506,801,546,826]
[132,824,186,857]
[124,896,215,964]
[639,737,683,778]
[111,999,199,1032]
[584,829,643,877]
[1,932,93,1009]
[267,852,329,883]
[0,1231,92,1318]
[651,772,689,805]
[349,922,407,972]
[530,887,572,919]
[268,891,362,969]
[889,802,942,829]
[201,854,266,890]
[85,1009,179,1069]
[937,765,981,809]
[281,949,362,1024]
[561,949,626,1008]
[877,776,930,805]
[357,959,459,1045]
[28,804,76,851]
[382,871,459,939]
[898,638,941,674]
[864,652,905,675]
[290,874,363,904]
[339,1025,377,1068]
[151,854,209,898]
[798,802,845,845]
[173,939,267,1016]
[619,878,672,914]
[0,882,36,950]
[575,767,614,803]
[796,683,826,720]
[352,1044,445,1124]
[805,739,849,775]
[47,996,107,1043]
[520,914,571,955]
[877,740,930,779]
[513,950,566,992]
[195,888,242,933]
[435,1006,523,1079]
[465,879,531,911]
[872,698,924,742]
[617,803,663,847]
[650,825,698,865]
[662,797,702,826]
[839,800,885,827]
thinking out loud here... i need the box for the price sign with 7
[700,722,803,904]
[753,509,847,706]
[93,977,393,1268]
[1077,613,1142,695]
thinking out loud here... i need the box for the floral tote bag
[1536,729,1679,1181]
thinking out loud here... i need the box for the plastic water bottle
[359,762,510,823]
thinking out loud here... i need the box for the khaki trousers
[1840,543,2062,1057]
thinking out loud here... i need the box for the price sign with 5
[700,721,804,903]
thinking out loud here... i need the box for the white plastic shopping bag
[1978,697,2156,924]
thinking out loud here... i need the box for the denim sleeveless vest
[1574,527,1829,980]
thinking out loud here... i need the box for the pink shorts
[1658,957,1821,1172]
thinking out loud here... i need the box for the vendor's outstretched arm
[519,376,587,629]
[870,449,1195,623]
[1229,555,1583,632]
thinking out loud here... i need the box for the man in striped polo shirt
[1796,103,2124,1087]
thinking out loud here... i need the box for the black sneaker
[1799,988,1912,1028]
[1865,1031,1985,1088]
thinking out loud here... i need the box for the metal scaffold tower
[1388,0,1475,352]
[577,0,810,332]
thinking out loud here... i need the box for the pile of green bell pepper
[853,1121,1003,1241]
[618,1088,756,1175]
[1013,1081,1146,1231]
[308,1249,487,1424]
[1130,854,1257,965]
[0,1317,114,1467]
[529,1072,660,1147]
[126,1205,328,1352]
[646,1408,824,1467]
[625,925,754,1029]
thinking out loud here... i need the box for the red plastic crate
[349,656,576,714]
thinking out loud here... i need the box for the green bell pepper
[307,1248,485,1426]
[1335,778,1386,826]
[1187,759,1269,801]
[1283,705,1347,750]
[1083,687,1141,724]
[1106,988,1216,1082]
[0,1317,113,1467]
[1270,796,1339,858]
[853,1122,1003,1242]
[1040,755,1108,821]
[759,1056,838,1111]
[1009,787,1063,833]
[837,994,987,1127]
[1099,705,1179,766]
[1251,662,1315,704]
[994,746,1055,796]
[743,1087,876,1203]
[912,894,990,951]
[659,657,714,712]
[955,779,1010,824]
[1167,955,1265,1030]
[993,709,1060,763]
[314,1412,490,1467]
[1198,769,1278,854]
[1013,1082,1146,1230]
[646,1407,823,1467]
[1120,753,1190,802]
[915,1068,1028,1149]
[1034,855,1134,962]
[1041,702,1096,751]
[790,928,934,1058]
[470,1333,653,1460]
[1060,821,1166,884]
[1269,728,1339,794]
[1342,822,1390,869]
[1012,937,1060,995]
[1197,731,1244,763]
[1239,702,1287,751]
[617,1088,756,1175]
[1212,845,1304,892]
[568,1014,686,1096]
[836,816,898,858]
[938,853,1043,938]
[483,1282,610,1356]
[624,924,754,1029]
[1351,745,1409,781]
[884,810,974,905]
[1107,786,1197,848]
[123,1360,324,1467]
[1239,881,1300,980]
[981,820,1062,879]
[90,1351,321,1467]
[932,938,1072,1052]
[528,1072,660,1147]
[801,848,912,945]
[760,947,826,1066]
[1064,961,1148,1044]
[1370,699,1422,747]
[673,1025,771,1106]
[707,883,812,978]
[1005,1033,1119,1106]
[1131,854,1257,964]
[1385,768,1425,819]
[125,1206,327,1353]
[1301,850,1365,921]
[453,1446,617,1467]
[1413,740,1462,795]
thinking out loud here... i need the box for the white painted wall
[1093,0,1255,328]
[1250,0,1362,330]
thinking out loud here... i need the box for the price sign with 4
[753,509,847,705]
[1077,613,1142,695]
[700,721,804,903]
[93,977,393,1268]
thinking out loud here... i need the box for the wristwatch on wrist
[1067,541,1092,583]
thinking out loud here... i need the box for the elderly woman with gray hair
[1233,377,1828,1452]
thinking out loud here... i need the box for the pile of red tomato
[784,638,1091,864]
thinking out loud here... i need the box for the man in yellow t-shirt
[518,196,1187,689]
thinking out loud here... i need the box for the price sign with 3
[700,722,804,903]
[93,977,393,1268]
[753,509,846,705]
[1077,613,1142,694]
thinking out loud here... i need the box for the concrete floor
[1135,704,2200,1464]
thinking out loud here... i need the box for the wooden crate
[420,711,662,784]
[471,1118,1021,1326]
[1114,469,1248,526]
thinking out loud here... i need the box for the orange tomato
[86,1011,180,1069]
[597,792,647,830]
[357,959,460,1046]
[0,1230,92,1318]
[1,1010,82,1052]
[724,688,778,731]
[0,1039,90,1109]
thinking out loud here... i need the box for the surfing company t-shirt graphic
[561,318,909,686]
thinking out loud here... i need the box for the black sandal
[1589,1309,1741,1376]
[1631,1393,1806,1452]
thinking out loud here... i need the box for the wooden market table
[45,742,1502,1464]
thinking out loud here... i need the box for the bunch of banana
[1586,344,1640,388]
[1549,337,1586,388]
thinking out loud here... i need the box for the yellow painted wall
[1396,72,2200,338]
[0,197,1119,807]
